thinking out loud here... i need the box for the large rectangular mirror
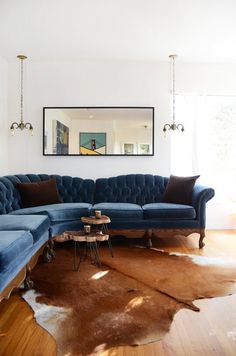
[43,107,154,156]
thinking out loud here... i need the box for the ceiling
[60,108,153,129]
[60,108,153,121]
[0,0,236,63]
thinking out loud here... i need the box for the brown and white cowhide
[22,244,236,356]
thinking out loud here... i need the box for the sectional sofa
[0,173,214,301]
[0,215,50,301]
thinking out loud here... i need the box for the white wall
[7,59,236,229]
[0,56,8,175]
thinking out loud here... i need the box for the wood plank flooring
[0,230,236,356]
[0,295,57,356]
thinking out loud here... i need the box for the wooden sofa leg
[49,239,56,259]
[199,229,205,249]
[24,266,34,290]
[43,243,53,263]
[146,228,153,248]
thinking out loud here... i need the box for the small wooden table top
[81,215,111,225]
[54,230,109,243]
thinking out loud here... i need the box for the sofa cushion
[91,203,143,219]
[142,203,196,219]
[16,179,61,208]
[10,203,92,222]
[50,220,84,237]
[0,215,50,243]
[0,231,33,271]
[162,175,200,205]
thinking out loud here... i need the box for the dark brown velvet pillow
[17,179,61,208]
[162,174,200,205]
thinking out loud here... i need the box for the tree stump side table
[69,231,107,270]
[81,215,114,258]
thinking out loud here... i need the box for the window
[172,94,236,205]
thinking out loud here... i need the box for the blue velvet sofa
[0,214,50,301]
[0,173,214,301]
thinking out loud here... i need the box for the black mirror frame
[43,106,155,156]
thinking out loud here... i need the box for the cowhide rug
[22,243,236,356]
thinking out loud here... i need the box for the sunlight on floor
[125,296,149,312]
[97,347,117,356]
[169,252,236,266]
[91,343,107,354]
[227,330,236,341]
[90,270,109,280]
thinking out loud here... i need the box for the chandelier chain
[172,55,176,124]
[20,58,24,123]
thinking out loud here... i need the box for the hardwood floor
[0,295,57,356]
[0,230,236,356]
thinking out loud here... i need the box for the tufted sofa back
[0,174,95,214]
[0,173,168,214]
[95,174,168,205]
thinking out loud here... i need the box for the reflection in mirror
[43,107,154,156]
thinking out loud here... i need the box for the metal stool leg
[103,223,114,258]
[94,241,101,267]
[88,242,93,261]
[89,241,100,267]
[74,241,82,271]
[90,242,96,264]
[107,237,114,258]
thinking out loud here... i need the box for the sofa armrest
[192,185,215,226]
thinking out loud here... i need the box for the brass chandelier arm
[163,124,171,132]
[25,122,34,131]
[10,121,34,133]
[163,123,184,132]
[177,123,185,132]
[10,122,19,129]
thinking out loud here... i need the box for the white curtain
[171,94,236,208]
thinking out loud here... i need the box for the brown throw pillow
[162,174,200,205]
[17,179,61,208]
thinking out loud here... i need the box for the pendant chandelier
[163,54,184,135]
[10,55,33,135]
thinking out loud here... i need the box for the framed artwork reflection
[138,143,150,155]
[52,120,69,154]
[122,143,136,155]
[79,132,106,155]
